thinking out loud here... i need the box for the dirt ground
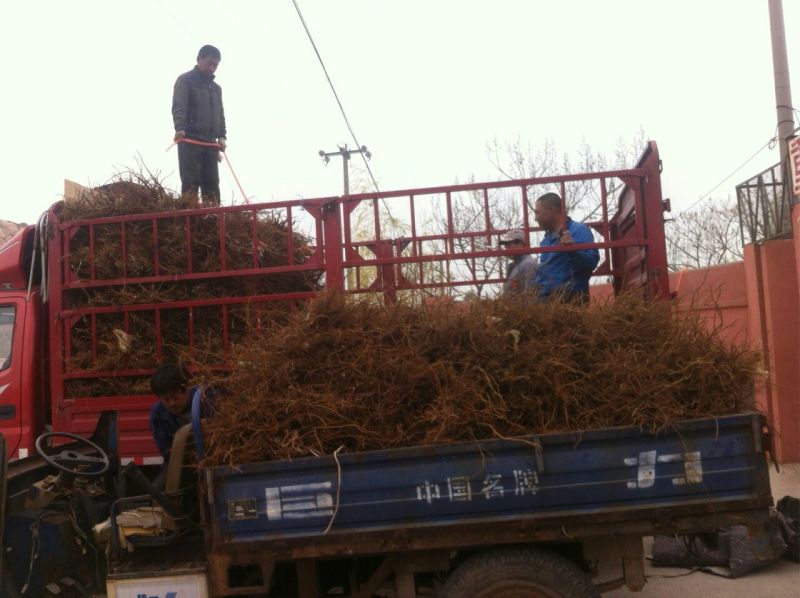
[606,463,800,597]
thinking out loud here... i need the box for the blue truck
[198,411,773,596]
[0,143,776,596]
[0,408,774,597]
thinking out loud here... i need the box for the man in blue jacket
[533,192,600,302]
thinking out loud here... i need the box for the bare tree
[430,182,509,298]
[487,128,648,218]
[347,135,745,297]
[666,199,743,271]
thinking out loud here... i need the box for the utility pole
[767,0,795,163]
[318,144,372,195]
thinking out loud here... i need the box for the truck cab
[0,225,46,462]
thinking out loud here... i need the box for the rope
[166,138,251,204]
[323,445,345,535]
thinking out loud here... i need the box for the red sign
[790,135,800,197]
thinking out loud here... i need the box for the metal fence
[736,132,800,245]
[736,161,794,245]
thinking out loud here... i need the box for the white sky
[0,0,797,224]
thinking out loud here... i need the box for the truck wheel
[439,548,599,598]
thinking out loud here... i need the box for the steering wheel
[35,432,111,477]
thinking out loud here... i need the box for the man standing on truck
[498,229,538,296]
[533,192,600,303]
[172,44,227,206]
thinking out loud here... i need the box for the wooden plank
[395,572,416,598]
[353,556,396,598]
[64,179,88,202]
[621,536,646,591]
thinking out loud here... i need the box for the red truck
[0,142,669,464]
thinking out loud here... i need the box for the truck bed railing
[46,142,670,459]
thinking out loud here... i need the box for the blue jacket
[534,218,600,298]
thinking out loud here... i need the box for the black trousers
[178,141,220,205]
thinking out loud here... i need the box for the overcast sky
[0,0,797,224]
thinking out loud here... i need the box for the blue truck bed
[203,412,772,557]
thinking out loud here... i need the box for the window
[0,306,15,372]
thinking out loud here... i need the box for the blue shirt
[534,218,600,298]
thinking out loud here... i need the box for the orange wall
[592,263,751,347]
[744,239,800,463]
[795,203,800,289]
[670,262,750,347]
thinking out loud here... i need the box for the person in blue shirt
[533,192,600,302]
[149,363,195,460]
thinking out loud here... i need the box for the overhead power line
[290,0,381,195]
[684,138,774,212]
[152,0,199,41]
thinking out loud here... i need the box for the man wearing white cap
[498,229,538,296]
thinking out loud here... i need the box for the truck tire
[439,548,599,598]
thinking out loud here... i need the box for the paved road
[606,463,800,597]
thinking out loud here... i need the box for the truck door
[0,300,24,459]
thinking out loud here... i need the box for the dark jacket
[149,386,215,459]
[172,66,226,142]
[149,397,192,459]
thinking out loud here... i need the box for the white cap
[498,229,525,244]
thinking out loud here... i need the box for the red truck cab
[0,225,46,460]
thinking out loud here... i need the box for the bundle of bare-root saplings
[200,294,762,466]
[58,173,322,398]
